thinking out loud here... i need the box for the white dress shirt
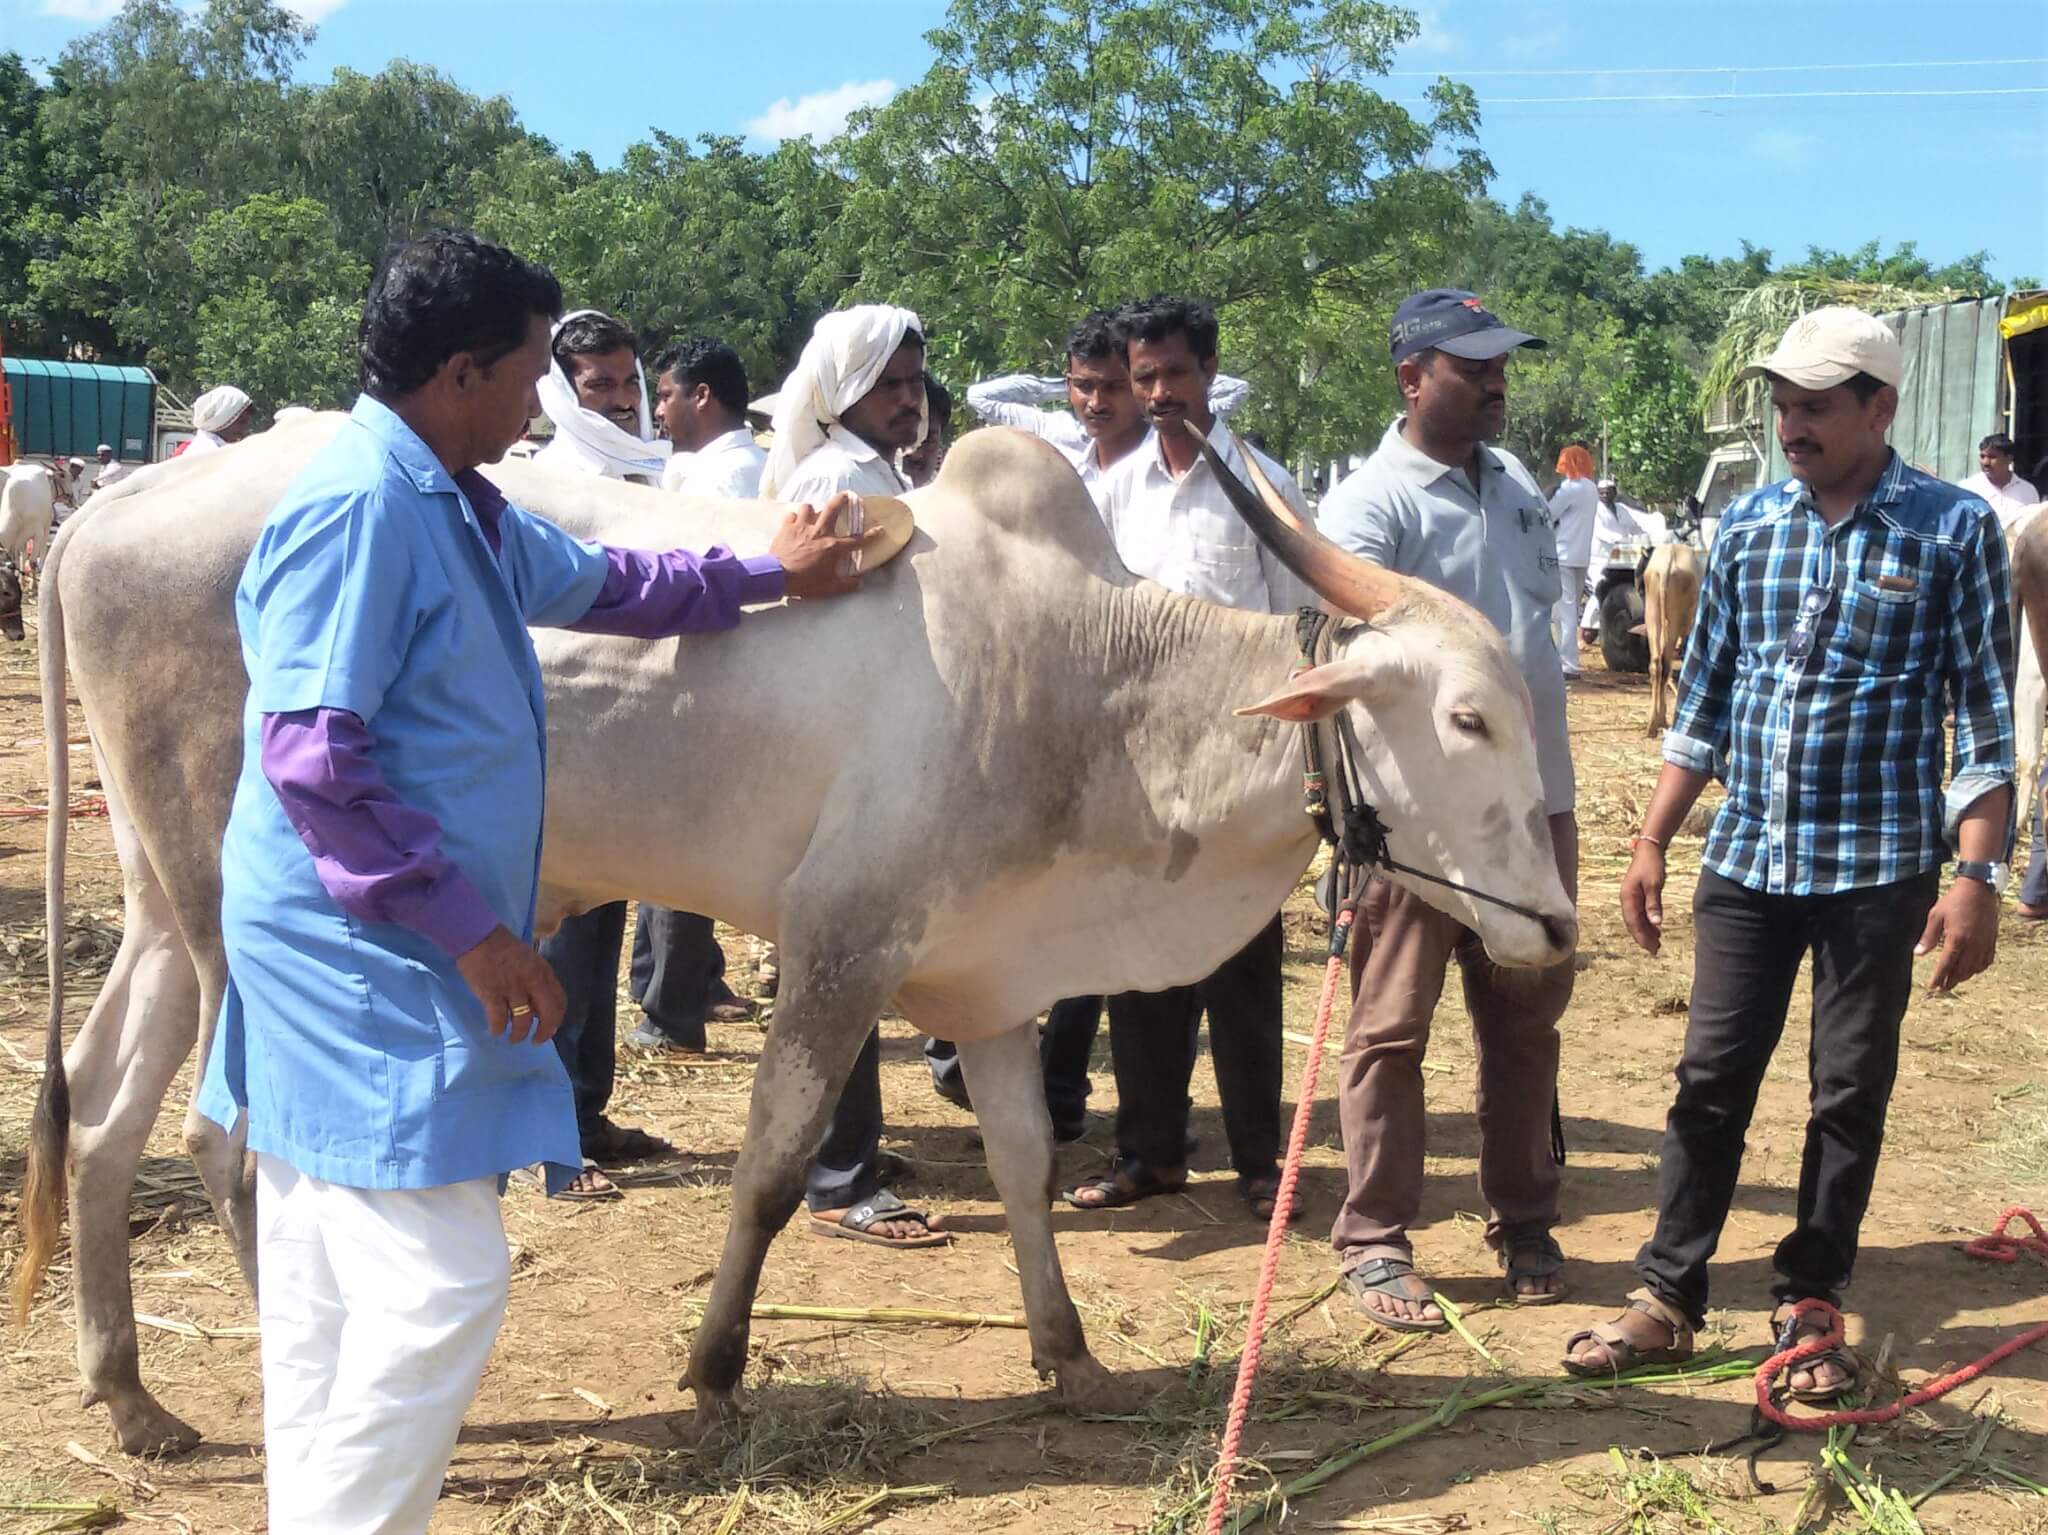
[91,459,133,492]
[662,427,768,498]
[1958,470,2042,537]
[966,373,1253,506]
[1094,417,1312,615]
[1547,475,1598,568]
[775,421,909,505]
[182,430,226,458]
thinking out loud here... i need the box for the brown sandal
[1562,1288,1695,1376]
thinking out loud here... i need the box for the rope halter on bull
[1182,423,1559,1534]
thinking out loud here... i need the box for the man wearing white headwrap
[534,310,670,484]
[764,303,947,1252]
[762,303,927,504]
[182,385,254,456]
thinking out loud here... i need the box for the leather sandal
[1770,1302,1860,1404]
[1497,1225,1569,1305]
[1561,1288,1695,1376]
[1340,1256,1449,1333]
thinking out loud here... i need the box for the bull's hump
[921,427,1122,571]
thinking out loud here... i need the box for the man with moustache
[1066,296,1307,1222]
[1561,308,2013,1394]
[901,372,953,487]
[965,309,1251,500]
[1313,289,1578,1329]
[529,308,676,1195]
[761,303,950,1250]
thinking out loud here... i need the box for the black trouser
[1636,867,1940,1327]
[806,1029,885,1212]
[629,905,735,1049]
[1107,915,1284,1179]
[541,901,629,1140]
[923,995,1104,1124]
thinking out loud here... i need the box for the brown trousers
[1330,878,1573,1270]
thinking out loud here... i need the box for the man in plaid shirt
[1561,308,2016,1397]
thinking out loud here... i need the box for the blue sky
[7,0,2045,281]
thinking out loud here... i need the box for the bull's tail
[13,510,75,1327]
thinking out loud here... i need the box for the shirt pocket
[1842,537,1936,674]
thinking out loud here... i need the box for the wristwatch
[1953,859,2008,895]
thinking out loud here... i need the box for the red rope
[1756,1207,2048,1431]
[1204,913,1353,1535]
[0,797,106,819]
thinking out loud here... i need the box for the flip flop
[1341,1256,1449,1333]
[809,1190,950,1249]
[1063,1158,1187,1212]
[555,1160,623,1202]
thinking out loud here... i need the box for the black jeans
[1107,915,1284,1179]
[540,901,629,1141]
[923,996,1104,1124]
[806,1029,885,1212]
[1636,867,1940,1327]
[629,905,735,1049]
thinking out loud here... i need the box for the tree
[1601,332,1706,503]
[825,0,1489,461]
[189,193,368,407]
[0,53,113,356]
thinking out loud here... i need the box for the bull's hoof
[667,1387,740,1453]
[100,1390,202,1457]
[1051,1354,1140,1416]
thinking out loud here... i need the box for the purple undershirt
[260,470,784,957]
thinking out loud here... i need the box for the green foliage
[1601,332,1707,503]
[2,0,2019,478]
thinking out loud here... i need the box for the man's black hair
[1981,431,2017,457]
[1065,308,1123,364]
[650,336,750,418]
[1113,296,1219,361]
[552,311,638,373]
[359,230,562,401]
[1843,371,1889,405]
[923,370,953,432]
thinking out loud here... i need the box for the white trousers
[256,1154,509,1535]
[1555,564,1588,671]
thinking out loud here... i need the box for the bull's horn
[1182,421,1408,621]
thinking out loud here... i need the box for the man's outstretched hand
[771,494,887,599]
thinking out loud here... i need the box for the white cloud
[38,0,124,19]
[285,0,349,20]
[745,78,898,144]
[1503,23,1568,61]
[1749,128,1821,167]
[1406,3,1461,56]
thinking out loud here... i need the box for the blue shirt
[1664,452,2015,896]
[198,397,611,1190]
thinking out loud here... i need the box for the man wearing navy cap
[1315,289,1579,1331]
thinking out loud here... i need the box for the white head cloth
[536,309,670,480]
[760,304,923,499]
[191,385,252,433]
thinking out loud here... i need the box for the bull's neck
[1085,580,1319,847]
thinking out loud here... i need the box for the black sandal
[1340,1256,1449,1333]
[1497,1225,1569,1305]
[1770,1302,1860,1404]
[1238,1172,1303,1224]
[1063,1157,1187,1211]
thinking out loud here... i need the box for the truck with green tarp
[1,357,162,466]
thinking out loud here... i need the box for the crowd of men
[162,226,2034,1531]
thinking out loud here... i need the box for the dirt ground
[1,611,2044,1535]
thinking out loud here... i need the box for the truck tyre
[1600,581,1649,673]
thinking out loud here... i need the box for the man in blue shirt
[1561,308,2015,1397]
[198,231,874,1533]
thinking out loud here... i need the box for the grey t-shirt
[1316,418,1575,815]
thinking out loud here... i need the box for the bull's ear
[1234,655,1388,722]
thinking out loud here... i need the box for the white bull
[0,463,56,587]
[14,417,1576,1456]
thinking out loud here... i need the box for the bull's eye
[1450,710,1488,738]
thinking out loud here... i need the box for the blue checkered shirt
[1664,453,2015,895]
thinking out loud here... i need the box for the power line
[1387,56,2048,79]
[1398,84,2048,105]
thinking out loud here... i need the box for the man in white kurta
[763,303,948,1250]
[1070,296,1304,1224]
[652,337,769,498]
[183,385,254,456]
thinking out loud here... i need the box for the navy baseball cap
[1388,289,1545,364]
